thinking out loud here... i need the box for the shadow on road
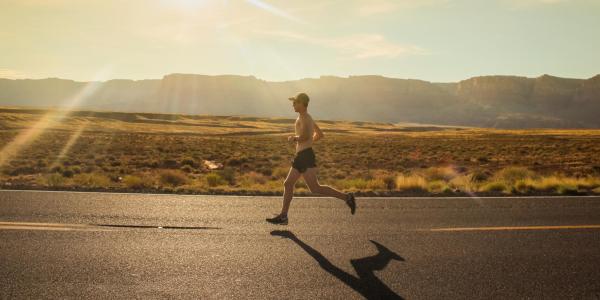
[271,230,404,299]
[94,224,222,230]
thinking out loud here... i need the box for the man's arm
[312,122,324,141]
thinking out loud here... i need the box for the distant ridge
[1,73,599,128]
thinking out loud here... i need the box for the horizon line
[1,72,599,84]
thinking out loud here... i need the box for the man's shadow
[271,230,405,300]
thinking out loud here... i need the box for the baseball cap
[288,92,310,106]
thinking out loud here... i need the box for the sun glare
[161,0,210,9]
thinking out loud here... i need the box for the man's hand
[287,135,297,143]
[313,122,324,141]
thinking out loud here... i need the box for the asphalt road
[1,190,600,299]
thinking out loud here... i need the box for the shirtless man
[266,92,356,225]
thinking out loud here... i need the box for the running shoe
[266,214,288,225]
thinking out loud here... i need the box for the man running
[266,92,356,225]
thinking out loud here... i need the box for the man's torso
[295,113,314,153]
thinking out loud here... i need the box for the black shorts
[291,147,317,173]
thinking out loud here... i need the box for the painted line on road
[0,221,114,232]
[428,225,600,232]
[0,221,221,232]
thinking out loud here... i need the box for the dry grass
[1,107,600,196]
[395,174,427,192]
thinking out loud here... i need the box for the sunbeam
[48,120,90,170]
[244,0,306,24]
[0,67,112,169]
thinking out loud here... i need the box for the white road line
[428,225,600,232]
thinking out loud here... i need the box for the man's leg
[302,167,349,201]
[280,167,302,217]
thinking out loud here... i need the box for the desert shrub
[337,178,369,190]
[159,170,188,186]
[50,166,63,174]
[383,175,396,190]
[494,166,534,184]
[71,166,82,174]
[470,169,492,183]
[180,157,197,168]
[61,168,74,178]
[572,176,600,190]
[427,180,451,194]
[82,165,96,173]
[44,173,66,187]
[181,165,194,173]
[161,159,179,169]
[514,178,535,193]
[218,168,236,185]
[422,166,457,182]
[272,166,290,179]
[206,173,225,187]
[122,175,148,189]
[259,167,273,176]
[73,173,111,188]
[449,175,475,193]
[395,174,427,192]
[366,178,386,190]
[36,160,47,168]
[239,171,268,187]
[9,166,36,176]
[532,176,562,191]
[556,183,579,195]
[480,181,507,192]
[226,157,248,167]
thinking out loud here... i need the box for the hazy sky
[1,0,599,82]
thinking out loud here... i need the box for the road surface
[1,190,600,299]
